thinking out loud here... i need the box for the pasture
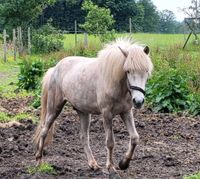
[0,33,200,179]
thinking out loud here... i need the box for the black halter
[129,86,146,96]
[126,72,146,96]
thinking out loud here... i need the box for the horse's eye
[127,71,130,74]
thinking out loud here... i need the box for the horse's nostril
[133,98,144,109]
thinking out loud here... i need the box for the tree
[182,0,200,19]
[159,10,176,33]
[38,0,86,31]
[80,0,115,35]
[92,0,142,31]
[0,0,55,29]
[137,0,160,32]
[182,0,200,42]
[41,0,142,32]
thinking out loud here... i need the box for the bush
[31,84,41,108]
[31,59,58,109]
[32,23,64,54]
[18,58,44,90]
[146,68,200,115]
[0,33,3,41]
[188,94,200,116]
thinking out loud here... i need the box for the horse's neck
[100,75,128,98]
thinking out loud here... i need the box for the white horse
[33,38,153,174]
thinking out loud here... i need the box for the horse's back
[58,56,96,71]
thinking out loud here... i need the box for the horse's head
[119,45,153,109]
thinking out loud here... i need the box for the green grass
[183,172,200,179]
[0,111,36,123]
[63,33,196,50]
[0,59,33,98]
[27,163,57,175]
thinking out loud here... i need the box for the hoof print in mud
[163,156,180,167]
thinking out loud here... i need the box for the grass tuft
[0,111,36,123]
[183,172,200,179]
[27,163,57,175]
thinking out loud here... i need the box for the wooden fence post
[74,20,77,54]
[129,17,132,34]
[84,33,88,48]
[28,27,31,54]
[13,29,17,61]
[19,26,23,56]
[17,27,20,54]
[3,29,7,62]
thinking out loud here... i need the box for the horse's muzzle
[133,98,144,109]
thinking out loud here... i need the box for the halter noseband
[126,72,146,96]
[129,86,146,96]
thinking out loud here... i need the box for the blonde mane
[97,38,153,84]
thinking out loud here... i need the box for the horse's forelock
[97,38,153,84]
[123,45,153,76]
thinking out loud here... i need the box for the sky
[152,0,192,21]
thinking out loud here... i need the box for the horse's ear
[144,46,150,55]
[118,47,128,58]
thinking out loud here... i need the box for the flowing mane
[97,38,153,84]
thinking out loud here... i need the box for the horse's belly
[73,102,100,114]
[65,92,100,114]
[62,78,100,114]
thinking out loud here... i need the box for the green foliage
[18,58,44,91]
[146,68,200,115]
[39,0,183,33]
[32,23,64,54]
[0,112,34,122]
[159,10,176,33]
[31,57,58,109]
[0,0,55,29]
[0,33,2,41]
[188,94,200,116]
[80,0,115,39]
[183,172,200,179]
[0,112,9,122]
[31,84,42,109]
[99,30,116,42]
[137,0,160,32]
[27,163,56,174]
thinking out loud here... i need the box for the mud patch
[0,102,200,178]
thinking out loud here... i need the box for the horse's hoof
[118,159,129,170]
[89,160,102,171]
[36,159,42,167]
[35,155,43,166]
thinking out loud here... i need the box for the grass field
[63,33,193,49]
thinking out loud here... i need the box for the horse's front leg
[102,110,116,172]
[77,111,100,170]
[119,110,139,170]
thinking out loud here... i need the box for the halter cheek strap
[129,86,146,95]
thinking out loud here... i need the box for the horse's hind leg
[35,90,65,163]
[77,111,100,170]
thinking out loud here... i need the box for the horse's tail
[33,67,55,147]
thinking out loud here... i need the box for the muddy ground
[0,97,200,179]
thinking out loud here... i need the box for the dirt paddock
[0,98,200,179]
